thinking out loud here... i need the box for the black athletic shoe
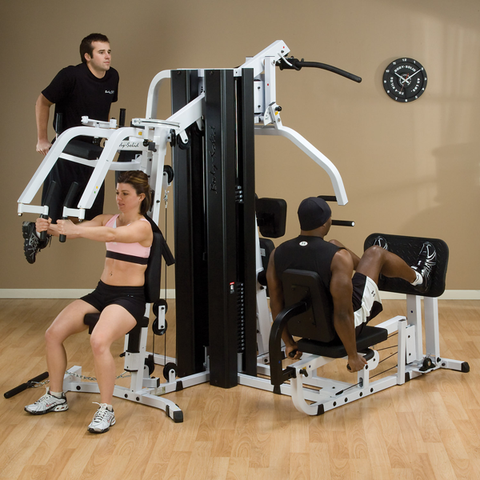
[373,236,388,250]
[22,221,51,264]
[412,242,437,293]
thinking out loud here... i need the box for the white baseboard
[380,290,480,300]
[0,289,177,299]
[0,289,479,300]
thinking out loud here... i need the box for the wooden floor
[0,298,479,480]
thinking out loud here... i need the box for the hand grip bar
[317,196,355,227]
[346,349,375,372]
[59,182,79,243]
[55,113,63,135]
[119,108,126,127]
[332,219,355,227]
[39,180,57,242]
[278,57,362,83]
[4,372,49,399]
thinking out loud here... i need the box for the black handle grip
[347,349,375,371]
[303,61,362,83]
[4,371,48,399]
[278,57,362,83]
[119,108,126,127]
[316,197,355,227]
[59,182,79,243]
[4,383,29,399]
[28,371,49,384]
[55,113,63,135]
[318,195,337,202]
[39,181,57,242]
[332,220,355,227]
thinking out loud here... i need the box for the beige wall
[1,0,479,292]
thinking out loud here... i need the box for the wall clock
[383,58,427,103]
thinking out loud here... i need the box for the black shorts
[352,272,383,336]
[81,280,146,324]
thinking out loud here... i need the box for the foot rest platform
[364,233,449,298]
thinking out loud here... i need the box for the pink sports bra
[105,215,151,265]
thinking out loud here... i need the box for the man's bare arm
[328,238,361,270]
[330,249,367,372]
[35,93,53,155]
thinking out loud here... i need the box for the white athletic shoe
[411,242,437,293]
[88,403,116,434]
[373,236,388,250]
[24,388,68,415]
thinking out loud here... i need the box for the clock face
[383,58,427,103]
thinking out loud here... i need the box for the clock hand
[408,68,423,79]
[395,72,407,84]
[395,72,413,87]
[396,68,423,87]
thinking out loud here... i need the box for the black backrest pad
[144,231,162,303]
[143,214,174,303]
[63,139,103,160]
[256,197,287,238]
[259,238,275,272]
[364,233,449,297]
[282,269,337,343]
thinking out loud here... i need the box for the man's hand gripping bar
[39,181,57,242]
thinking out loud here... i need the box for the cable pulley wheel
[153,299,168,317]
[163,362,177,380]
[163,165,174,184]
[145,354,155,375]
[152,318,168,336]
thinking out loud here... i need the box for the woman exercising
[25,170,153,434]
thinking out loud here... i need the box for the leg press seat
[268,234,469,416]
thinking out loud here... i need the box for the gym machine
[18,40,463,419]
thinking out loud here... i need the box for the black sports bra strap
[106,250,149,265]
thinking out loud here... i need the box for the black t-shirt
[42,63,119,133]
[274,235,341,321]
[274,235,340,287]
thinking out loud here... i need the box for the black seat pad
[83,312,149,335]
[84,313,149,354]
[63,139,103,160]
[297,325,388,358]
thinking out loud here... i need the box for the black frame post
[172,70,209,377]
[204,69,239,388]
[235,69,257,376]
[172,68,258,387]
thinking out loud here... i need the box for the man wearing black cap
[266,197,436,372]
